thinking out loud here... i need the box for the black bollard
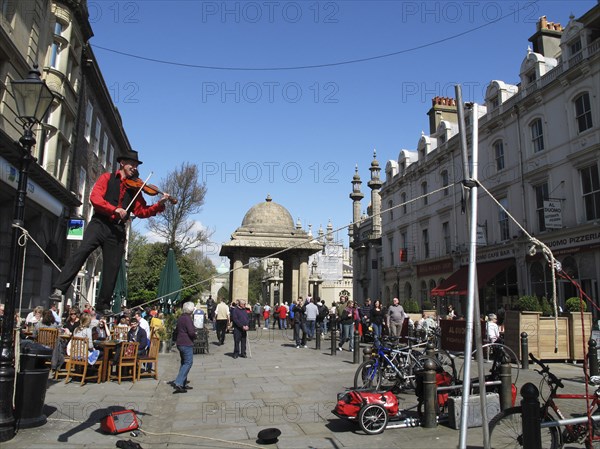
[499,359,513,410]
[520,332,529,369]
[363,347,372,363]
[521,382,542,449]
[353,331,361,364]
[422,358,437,428]
[589,339,599,377]
[315,327,321,350]
[330,318,337,356]
[426,342,435,358]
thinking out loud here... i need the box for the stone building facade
[0,0,134,310]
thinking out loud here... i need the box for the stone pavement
[4,327,594,449]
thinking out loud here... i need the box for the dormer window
[439,134,446,144]
[527,71,536,85]
[491,96,499,108]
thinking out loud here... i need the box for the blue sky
[88,0,595,264]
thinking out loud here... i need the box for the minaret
[349,164,364,224]
[368,150,382,237]
[326,220,334,243]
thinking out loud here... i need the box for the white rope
[12,223,89,301]
[136,183,454,309]
[476,181,560,352]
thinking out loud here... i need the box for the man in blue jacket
[231,299,250,359]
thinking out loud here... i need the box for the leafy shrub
[515,295,542,312]
[403,299,420,313]
[422,300,434,310]
[565,297,587,313]
[540,296,553,316]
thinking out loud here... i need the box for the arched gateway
[219,195,323,305]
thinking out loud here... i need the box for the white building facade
[360,6,600,318]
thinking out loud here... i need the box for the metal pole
[422,358,437,428]
[315,326,321,350]
[353,330,360,364]
[330,317,337,356]
[589,339,599,377]
[499,360,513,410]
[521,332,529,369]
[0,128,35,442]
[521,383,542,449]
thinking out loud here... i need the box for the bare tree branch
[146,162,211,251]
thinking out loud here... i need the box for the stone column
[299,255,309,298]
[282,258,293,305]
[291,255,300,301]
[231,252,249,301]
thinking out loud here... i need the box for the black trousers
[216,319,228,344]
[233,326,247,356]
[53,217,125,310]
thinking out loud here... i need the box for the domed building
[220,195,323,305]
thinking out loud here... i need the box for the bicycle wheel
[354,359,381,389]
[489,406,561,449]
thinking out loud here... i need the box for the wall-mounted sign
[544,200,562,229]
[67,218,85,240]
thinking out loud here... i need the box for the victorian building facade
[353,5,600,318]
[0,0,134,310]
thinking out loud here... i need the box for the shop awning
[430,259,513,296]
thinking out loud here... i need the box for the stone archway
[219,195,323,305]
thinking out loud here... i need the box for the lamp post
[0,65,54,442]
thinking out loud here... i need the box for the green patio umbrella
[111,257,128,313]
[157,248,183,313]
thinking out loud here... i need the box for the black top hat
[257,428,281,444]
[116,150,143,165]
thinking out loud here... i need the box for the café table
[95,340,118,382]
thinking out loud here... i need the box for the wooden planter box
[566,312,592,361]
[503,310,571,361]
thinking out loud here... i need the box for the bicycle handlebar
[529,352,564,389]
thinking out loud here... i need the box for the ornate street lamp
[0,65,54,442]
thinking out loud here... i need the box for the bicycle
[489,352,600,449]
[354,336,456,391]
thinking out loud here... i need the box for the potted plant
[504,295,570,361]
[564,296,591,360]
[158,312,178,353]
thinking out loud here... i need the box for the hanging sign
[544,200,562,229]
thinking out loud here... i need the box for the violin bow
[122,171,153,217]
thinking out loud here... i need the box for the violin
[123,177,178,204]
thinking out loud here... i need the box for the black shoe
[184,385,193,390]
[49,290,62,303]
[173,385,187,394]
[240,354,247,358]
[233,354,239,359]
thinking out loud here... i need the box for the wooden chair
[109,342,138,384]
[137,335,159,380]
[113,325,129,341]
[36,327,59,349]
[64,336,103,385]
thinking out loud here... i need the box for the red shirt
[89,171,165,221]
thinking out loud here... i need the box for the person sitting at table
[25,306,43,328]
[63,308,80,335]
[112,317,148,363]
[92,315,110,342]
[127,318,148,357]
[73,312,94,349]
[32,309,61,339]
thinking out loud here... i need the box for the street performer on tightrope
[49,150,171,315]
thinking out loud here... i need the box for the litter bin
[15,340,53,428]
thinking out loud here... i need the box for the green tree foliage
[248,261,265,304]
[126,237,216,308]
